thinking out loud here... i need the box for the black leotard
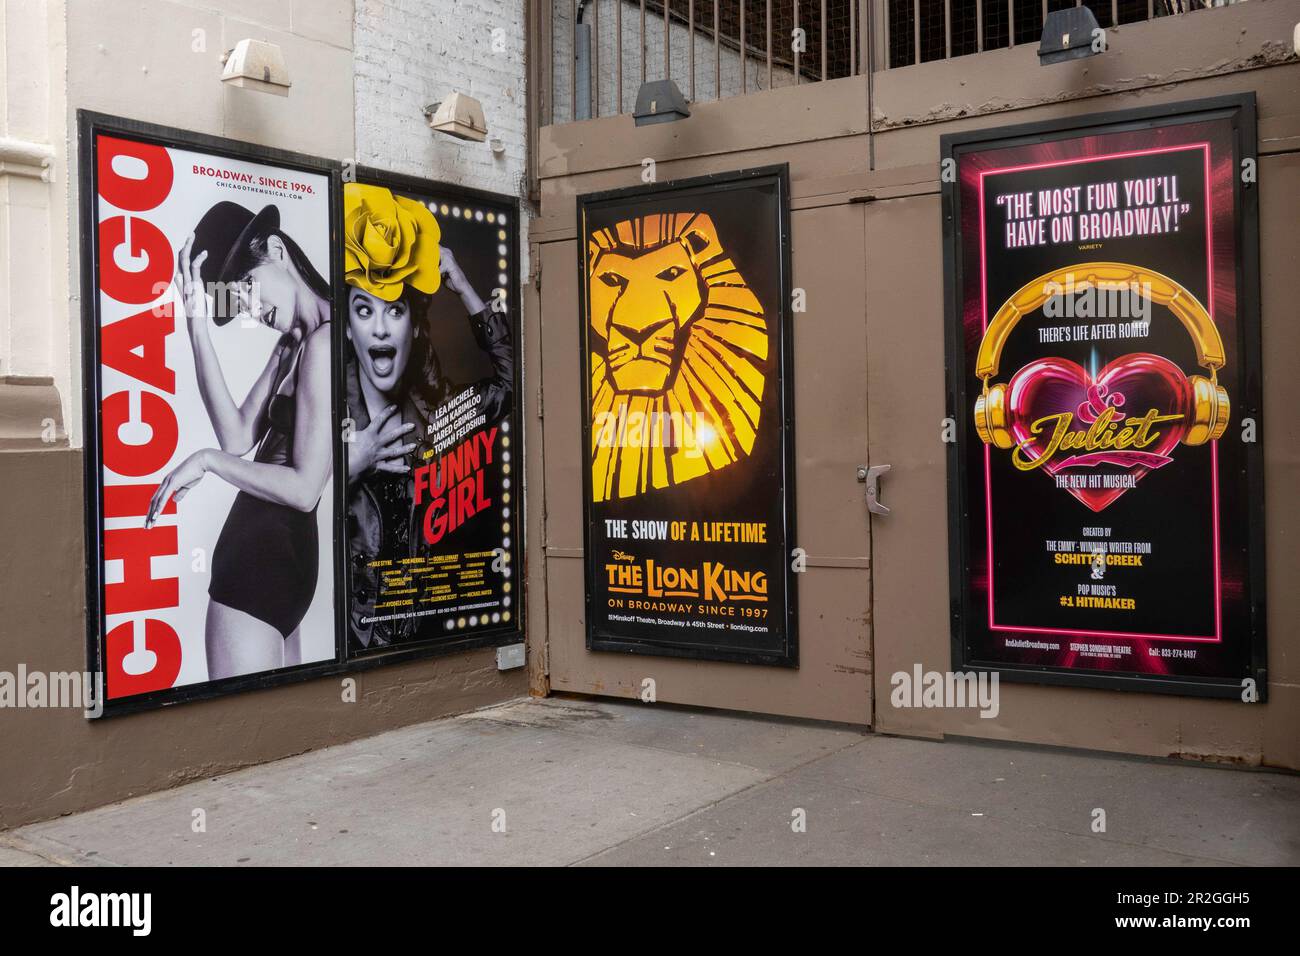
[208,333,322,638]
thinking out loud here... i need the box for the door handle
[856,464,892,516]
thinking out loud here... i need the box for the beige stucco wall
[0,0,530,828]
[529,1,1300,767]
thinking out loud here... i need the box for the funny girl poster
[577,167,798,666]
[340,172,521,656]
[943,95,1265,697]
[83,116,338,706]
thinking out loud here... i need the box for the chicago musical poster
[83,118,338,704]
[578,167,797,665]
[943,96,1265,696]
[341,173,521,655]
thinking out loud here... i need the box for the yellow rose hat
[343,182,441,301]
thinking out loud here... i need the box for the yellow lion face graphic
[587,213,768,502]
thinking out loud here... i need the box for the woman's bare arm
[178,235,282,456]
[188,320,285,456]
[199,323,333,512]
[439,245,487,314]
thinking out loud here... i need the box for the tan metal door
[536,195,873,725]
[862,187,952,738]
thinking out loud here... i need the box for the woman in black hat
[146,201,333,680]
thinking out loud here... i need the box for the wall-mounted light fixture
[425,93,488,142]
[633,79,690,127]
[220,39,291,95]
[1038,7,1104,66]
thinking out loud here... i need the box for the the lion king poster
[578,167,797,665]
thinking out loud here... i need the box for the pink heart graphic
[1006,353,1192,512]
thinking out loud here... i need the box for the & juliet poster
[942,95,1265,698]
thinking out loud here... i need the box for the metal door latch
[856,464,892,516]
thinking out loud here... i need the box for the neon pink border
[978,143,1222,644]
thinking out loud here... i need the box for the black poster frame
[940,94,1266,700]
[576,165,799,666]
[339,165,526,664]
[78,112,523,717]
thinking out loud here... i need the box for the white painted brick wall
[354,0,528,204]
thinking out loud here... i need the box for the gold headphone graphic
[973,262,1230,449]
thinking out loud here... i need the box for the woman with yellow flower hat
[342,183,513,649]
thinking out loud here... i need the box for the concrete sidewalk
[3,696,1297,866]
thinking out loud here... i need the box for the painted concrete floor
[3,696,1297,866]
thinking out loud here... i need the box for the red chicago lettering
[103,483,173,520]
[100,301,176,393]
[97,135,173,211]
[103,525,179,616]
[101,390,178,477]
[98,215,173,305]
[105,619,183,700]
[96,134,183,700]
